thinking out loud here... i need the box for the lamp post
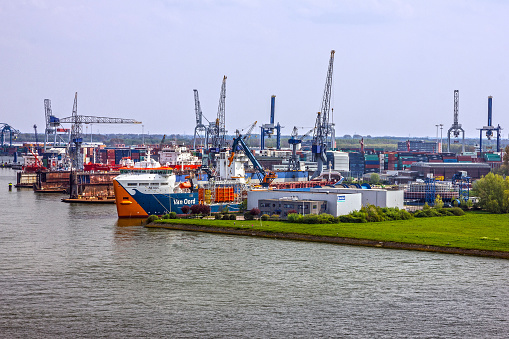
[435,124,440,153]
[439,124,443,153]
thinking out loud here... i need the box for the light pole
[435,124,440,153]
[439,124,443,153]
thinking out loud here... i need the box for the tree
[434,194,444,209]
[495,145,509,177]
[471,172,509,213]
[370,173,380,185]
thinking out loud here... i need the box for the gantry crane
[446,90,465,153]
[311,50,335,179]
[0,123,20,146]
[192,89,208,149]
[57,92,142,171]
[477,96,502,155]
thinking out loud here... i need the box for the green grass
[154,211,509,252]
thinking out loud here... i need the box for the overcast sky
[1,0,508,140]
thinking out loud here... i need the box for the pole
[440,124,443,153]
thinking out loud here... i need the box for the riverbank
[147,211,509,259]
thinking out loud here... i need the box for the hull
[113,178,241,218]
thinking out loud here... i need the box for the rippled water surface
[0,168,508,338]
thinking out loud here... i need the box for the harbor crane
[477,96,502,155]
[43,99,69,151]
[229,126,276,187]
[206,76,227,167]
[260,95,282,150]
[192,89,208,150]
[57,92,142,171]
[0,123,20,147]
[33,124,38,144]
[288,126,314,171]
[446,90,465,153]
[311,50,335,179]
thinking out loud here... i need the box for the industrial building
[248,186,404,217]
[410,162,491,180]
[248,190,362,217]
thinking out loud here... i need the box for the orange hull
[113,180,149,218]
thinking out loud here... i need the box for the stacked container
[348,152,365,177]
[364,153,380,173]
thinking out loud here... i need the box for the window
[127,183,137,186]
[139,183,149,186]
[161,183,168,186]
[283,204,293,209]
[313,205,317,209]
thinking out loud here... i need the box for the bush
[146,215,159,224]
[169,211,177,219]
[317,213,337,224]
[450,207,465,216]
[287,213,302,223]
[229,214,237,220]
[250,208,261,216]
[190,204,211,215]
[301,214,320,224]
[287,209,298,215]
[244,212,254,220]
[261,214,269,221]
[434,194,444,209]
[269,214,280,221]
[214,213,222,220]
[181,205,190,214]
[222,213,230,220]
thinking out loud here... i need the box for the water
[0,168,508,338]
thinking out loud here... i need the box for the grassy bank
[152,211,509,253]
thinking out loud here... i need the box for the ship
[113,150,246,218]
[158,145,202,171]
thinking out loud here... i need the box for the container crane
[311,50,335,179]
[288,126,314,171]
[446,90,465,153]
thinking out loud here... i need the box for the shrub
[317,213,336,224]
[287,209,298,215]
[414,209,440,218]
[222,213,230,220]
[269,214,280,221]
[190,204,211,215]
[399,209,413,220]
[146,215,159,224]
[244,212,254,220]
[450,207,465,216]
[302,214,320,224]
[229,214,237,220]
[250,208,261,216]
[214,213,222,220]
[181,205,190,214]
[287,213,302,223]
[169,211,177,219]
[261,214,270,221]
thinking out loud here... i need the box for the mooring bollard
[9,183,12,191]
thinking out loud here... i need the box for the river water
[0,168,507,338]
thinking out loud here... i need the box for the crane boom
[229,133,275,187]
[311,50,335,179]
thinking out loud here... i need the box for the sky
[1,0,508,140]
